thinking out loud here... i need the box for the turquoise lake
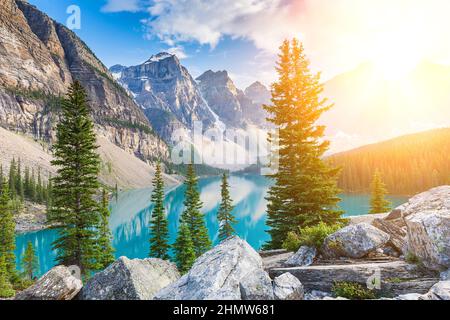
[14,174,408,276]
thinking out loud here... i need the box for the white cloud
[166,46,188,59]
[141,0,450,78]
[101,0,142,13]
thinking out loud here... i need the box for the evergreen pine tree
[0,256,15,298]
[181,163,211,257]
[24,166,30,199]
[49,81,102,275]
[21,241,39,280]
[30,168,36,201]
[369,170,392,214]
[149,163,170,260]
[217,173,236,241]
[36,168,43,204]
[8,158,16,199]
[173,221,196,274]
[96,189,115,269]
[16,159,24,202]
[0,178,16,280]
[264,39,343,249]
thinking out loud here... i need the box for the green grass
[331,281,377,300]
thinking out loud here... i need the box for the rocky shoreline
[12,185,450,300]
[14,201,50,234]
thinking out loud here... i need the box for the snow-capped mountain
[112,53,219,141]
[196,70,271,128]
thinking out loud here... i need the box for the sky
[28,0,450,89]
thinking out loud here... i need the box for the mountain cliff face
[196,70,243,127]
[196,71,270,128]
[113,53,218,141]
[0,0,168,166]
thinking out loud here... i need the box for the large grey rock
[14,266,82,300]
[441,269,450,280]
[80,257,180,300]
[420,281,450,300]
[395,293,422,300]
[322,223,390,259]
[404,209,450,271]
[270,261,438,296]
[396,186,450,218]
[155,236,273,300]
[240,270,274,300]
[272,273,304,300]
[284,246,316,267]
[372,218,406,253]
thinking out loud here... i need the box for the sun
[371,30,423,81]
[373,34,421,81]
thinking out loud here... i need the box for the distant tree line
[0,158,52,209]
[329,128,450,195]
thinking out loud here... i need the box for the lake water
[14,174,408,276]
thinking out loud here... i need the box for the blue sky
[28,0,450,89]
[28,0,271,89]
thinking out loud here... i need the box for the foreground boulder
[80,257,179,300]
[404,209,450,271]
[240,270,274,300]
[322,223,390,259]
[272,273,304,300]
[420,281,450,300]
[270,261,438,296]
[15,266,82,300]
[395,186,450,218]
[155,236,273,300]
[283,246,316,267]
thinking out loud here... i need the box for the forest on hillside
[328,128,450,195]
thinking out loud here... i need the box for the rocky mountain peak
[196,70,238,95]
[244,81,271,105]
[145,52,177,64]
[112,52,218,140]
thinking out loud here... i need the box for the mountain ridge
[0,0,172,187]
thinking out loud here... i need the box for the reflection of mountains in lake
[111,175,272,259]
[15,174,408,276]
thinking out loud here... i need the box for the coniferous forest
[329,128,450,195]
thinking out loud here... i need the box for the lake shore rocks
[272,273,304,300]
[283,246,316,267]
[154,236,274,300]
[269,260,437,296]
[322,223,390,259]
[79,257,180,300]
[14,266,82,300]
[420,281,450,300]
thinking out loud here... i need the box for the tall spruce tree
[181,163,211,257]
[173,221,196,274]
[0,178,16,280]
[217,173,236,241]
[369,170,391,214]
[149,163,170,260]
[49,81,102,275]
[264,39,343,249]
[96,189,115,269]
[0,256,14,298]
[8,158,16,199]
[21,241,39,280]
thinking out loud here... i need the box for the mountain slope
[328,128,450,194]
[0,0,170,187]
[0,0,167,156]
[196,70,270,128]
[113,53,219,141]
